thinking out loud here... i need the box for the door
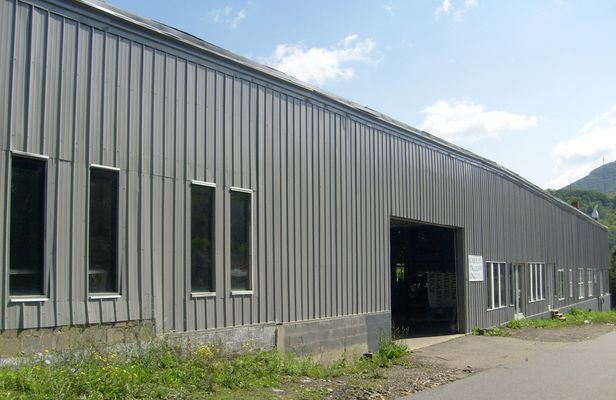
[512,264,524,318]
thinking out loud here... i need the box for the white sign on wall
[468,255,484,282]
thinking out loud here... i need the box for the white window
[529,263,545,302]
[587,268,593,297]
[487,262,507,309]
[568,269,573,298]
[556,269,565,300]
[508,264,515,306]
[578,269,584,299]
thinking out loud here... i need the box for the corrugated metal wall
[0,0,609,333]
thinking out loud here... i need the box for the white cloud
[209,6,246,30]
[436,0,478,21]
[545,105,616,189]
[264,34,378,87]
[382,4,395,15]
[437,0,452,14]
[419,99,537,141]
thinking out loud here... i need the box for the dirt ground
[273,323,616,399]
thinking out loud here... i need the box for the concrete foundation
[167,323,278,353]
[0,312,392,360]
[559,294,612,313]
[276,312,391,360]
[0,321,156,358]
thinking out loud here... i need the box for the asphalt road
[401,330,616,400]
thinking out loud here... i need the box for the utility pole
[603,157,606,193]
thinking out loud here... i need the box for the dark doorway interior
[391,220,458,337]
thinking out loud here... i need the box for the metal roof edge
[65,0,606,231]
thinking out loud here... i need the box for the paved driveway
[400,330,616,400]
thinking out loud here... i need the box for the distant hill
[561,160,616,193]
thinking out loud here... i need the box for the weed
[0,337,414,399]
[506,309,616,329]
[471,326,509,336]
[568,306,583,316]
[373,338,409,367]
[391,324,411,340]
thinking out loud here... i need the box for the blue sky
[109,0,616,189]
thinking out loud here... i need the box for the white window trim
[190,181,217,295]
[10,150,50,160]
[86,165,121,297]
[556,269,565,301]
[191,292,216,299]
[528,262,545,303]
[89,294,122,300]
[229,186,255,194]
[568,269,573,298]
[578,268,585,299]
[487,261,507,310]
[231,290,254,296]
[587,268,593,297]
[508,263,515,307]
[537,264,545,300]
[8,151,50,300]
[229,187,255,295]
[9,296,49,303]
[191,180,216,188]
[529,264,534,302]
[90,163,120,172]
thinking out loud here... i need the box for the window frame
[508,263,515,306]
[229,186,255,296]
[578,268,585,299]
[487,261,507,310]
[587,268,593,297]
[568,269,573,299]
[556,268,565,301]
[528,262,545,302]
[7,151,50,301]
[87,164,121,298]
[190,180,217,298]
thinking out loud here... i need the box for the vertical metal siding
[0,0,610,333]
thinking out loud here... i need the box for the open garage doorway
[390,219,462,337]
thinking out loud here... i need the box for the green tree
[549,189,616,250]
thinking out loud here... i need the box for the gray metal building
[0,0,611,355]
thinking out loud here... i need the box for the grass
[0,338,408,399]
[471,326,509,337]
[472,309,616,334]
[506,308,616,329]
